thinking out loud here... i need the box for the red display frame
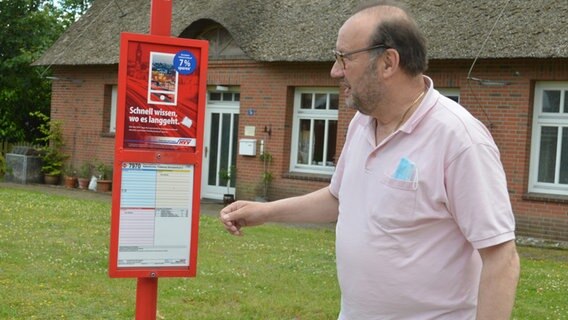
[109,33,209,278]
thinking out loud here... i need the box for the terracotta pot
[96,180,112,192]
[64,176,78,188]
[44,174,60,185]
[77,178,90,189]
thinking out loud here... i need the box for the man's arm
[476,240,520,320]
[220,187,339,236]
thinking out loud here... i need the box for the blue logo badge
[173,50,197,75]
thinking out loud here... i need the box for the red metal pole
[150,0,172,36]
[134,2,173,318]
[134,2,172,319]
[135,277,159,320]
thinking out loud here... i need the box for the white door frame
[201,101,239,200]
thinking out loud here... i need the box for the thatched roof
[34,0,568,66]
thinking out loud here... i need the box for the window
[438,88,460,103]
[209,91,240,102]
[195,24,247,60]
[110,85,118,133]
[290,88,339,174]
[529,82,568,195]
[103,84,118,134]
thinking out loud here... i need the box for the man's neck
[372,75,426,145]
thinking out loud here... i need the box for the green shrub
[30,111,68,176]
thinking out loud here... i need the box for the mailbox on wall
[109,33,209,279]
[239,139,257,156]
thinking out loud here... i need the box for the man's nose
[330,60,344,78]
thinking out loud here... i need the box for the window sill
[283,172,332,183]
[523,192,568,204]
[101,132,115,138]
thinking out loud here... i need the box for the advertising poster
[124,40,201,151]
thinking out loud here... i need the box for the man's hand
[219,201,268,236]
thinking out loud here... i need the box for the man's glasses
[332,44,389,69]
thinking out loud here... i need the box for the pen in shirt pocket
[392,157,416,181]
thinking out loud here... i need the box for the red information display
[109,32,208,278]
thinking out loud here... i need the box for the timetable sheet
[117,162,194,267]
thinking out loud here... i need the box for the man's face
[331,15,384,116]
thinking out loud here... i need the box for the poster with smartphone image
[121,36,202,152]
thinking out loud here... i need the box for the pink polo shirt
[329,77,515,320]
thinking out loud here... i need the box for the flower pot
[44,174,60,185]
[77,177,90,190]
[223,194,235,206]
[64,176,78,188]
[96,179,112,192]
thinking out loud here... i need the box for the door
[201,96,239,200]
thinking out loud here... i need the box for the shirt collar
[399,75,438,134]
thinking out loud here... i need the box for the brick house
[35,0,568,241]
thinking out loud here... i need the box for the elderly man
[220,1,520,319]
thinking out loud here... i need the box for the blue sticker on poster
[174,50,197,75]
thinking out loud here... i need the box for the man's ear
[382,49,400,77]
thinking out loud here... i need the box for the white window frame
[528,81,568,195]
[438,88,460,103]
[290,88,339,175]
[109,85,118,133]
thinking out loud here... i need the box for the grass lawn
[0,187,567,319]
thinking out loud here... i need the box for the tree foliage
[0,0,92,143]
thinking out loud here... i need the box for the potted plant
[63,164,78,188]
[31,111,68,185]
[95,160,113,192]
[219,165,236,205]
[77,161,92,189]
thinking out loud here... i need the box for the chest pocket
[368,172,418,230]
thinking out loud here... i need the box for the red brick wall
[51,57,568,241]
[429,58,568,242]
[206,60,351,201]
[50,66,118,169]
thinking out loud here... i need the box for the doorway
[201,91,240,200]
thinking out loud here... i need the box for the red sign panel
[109,33,208,278]
[123,38,203,151]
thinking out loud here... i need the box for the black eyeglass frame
[332,44,390,69]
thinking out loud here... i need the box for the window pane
[230,114,239,187]
[560,127,568,184]
[234,93,240,101]
[327,120,338,166]
[542,90,560,113]
[538,126,558,183]
[315,94,327,110]
[564,91,568,113]
[208,113,220,185]
[110,85,118,133]
[210,92,221,101]
[297,119,311,164]
[313,120,326,165]
[222,92,232,101]
[446,95,459,103]
[220,113,231,181]
[301,93,312,109]
[329,94,339,110]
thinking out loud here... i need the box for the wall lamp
[467,77,511,87]
[45,76,84,85]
